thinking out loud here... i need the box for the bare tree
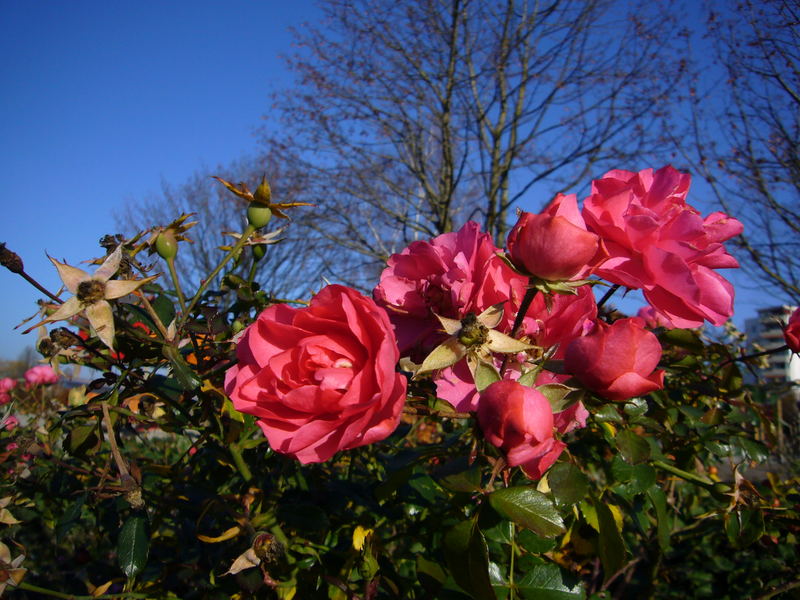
[261,0,688,285]
[676,0,800,302]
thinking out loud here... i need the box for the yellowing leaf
[353,526,373,551]
[197,525,241,543]
[91,581,114,597]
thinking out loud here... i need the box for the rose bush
[224,284,407,463]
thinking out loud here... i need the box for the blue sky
[0,1,769,360]
[0,0,318,359]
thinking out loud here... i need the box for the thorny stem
[652,460,719,491]
[166,256,187,315]
[136,292,170,340]
[597,284,621,309]
[501,280,538,376]
[179,224,256,328]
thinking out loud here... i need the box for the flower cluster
[226,166,742,478]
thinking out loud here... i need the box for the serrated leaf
[162,345,201,390]
[616,430,651,464]
[596,501,625,583]
[547,463,588,507]
[518,563,585,600]
[117,514,149,578]
[443,519,497,600]
[489,487,565,538]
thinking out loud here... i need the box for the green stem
[17,581,150,599]
[166,256,187,315]
[246,253,259,284]
[509,531,517,599]
[229,442,253,482]
[501,281,539,376]
[179,224,256,328]
[652,460,718,491]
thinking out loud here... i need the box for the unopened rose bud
[0,243,24,274]
[252,244,267,261]
[247,202,272,229]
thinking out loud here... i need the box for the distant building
[744,305,800,384]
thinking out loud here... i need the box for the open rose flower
[24,365,59,386]
[476,381,564,480]
[373,221,524,356]
[507,194,601,281]
[785,308,800,353]
[582,166,743,327]
[0,378,16,393]
[224,285,407,464]
[565,317,664,401]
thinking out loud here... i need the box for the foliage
[1,167,799,600]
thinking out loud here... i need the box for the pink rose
[224,285,407,464]
[2,415,19,432]
[582,166,743,328]
[0,378,16,393]
[373,221,525,356]
[507,194,601,281]
[564,317,664,402]
[476,381,564,480]
[785,308,800,353]
[24,365,59,386]
[0,393,10,406]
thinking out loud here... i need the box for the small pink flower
[0,393,10,406]
[0,378,17,393]
[5,442,18,452]
[565,317,664,402]
[225,285,407,464]
[24,365,59,386]
[785,308,800,353]
[583,166,743,327]
[507,194,601,281]
[476,381,564,480]
[2,416,19,432]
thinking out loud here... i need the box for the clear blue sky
[0,0,769,361]
[0,0,318,359]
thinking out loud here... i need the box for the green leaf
[517,530,557,554]
[517,563,585,600]
[56,493,86,544]
[537,384,581,413]
[151,294,176,329]
[435,457,483,493]
[473,358,501,392]
[489,487,565,538]
[67,423,99,457]
[162,345,202,391]
[593,404,622,423]
[646,487,671,550]
[660,328,704,352]
[724,509,764,548]
[443,519,497,600]
[616,430,651,464]
[117,513,149,578]
[595,501,625,583]
[547,463,588,507]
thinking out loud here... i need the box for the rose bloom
[507,194,601,281]
[637,305,674,329]
[582,166,743,328]
[0,393,10,406]
[24,365,59,386]
[373,221,525,356]
[476,381,564,480]
[0,378,16,393]
[565,317,664,402]
[224,285,407,464]
[785,308,800,353]
[1,415,19,432]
